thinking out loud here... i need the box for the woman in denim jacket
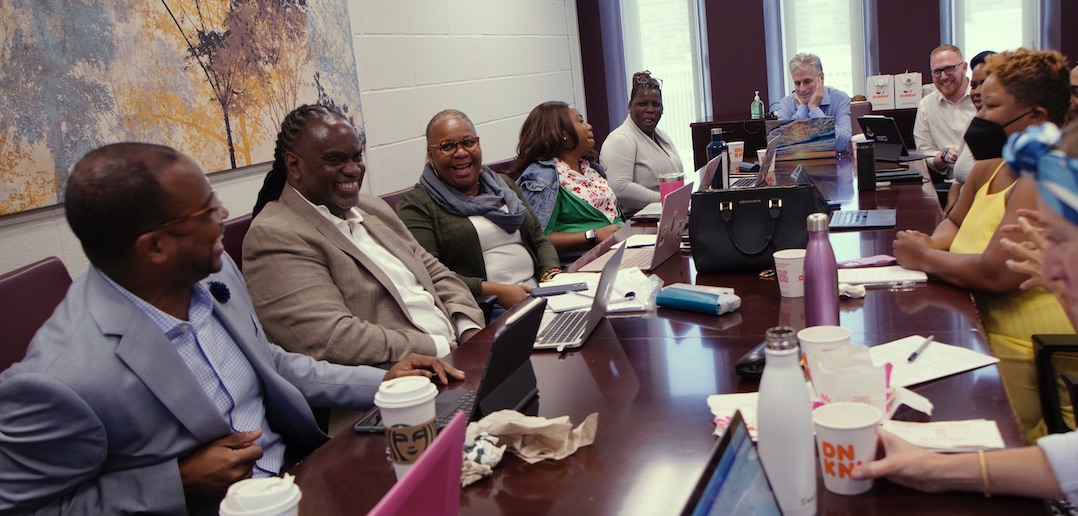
[509,101,623,258]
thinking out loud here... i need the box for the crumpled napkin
[461,432,504,487]
[839,283,866,298]
[466,410,599,465]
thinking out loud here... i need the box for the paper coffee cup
[658,172,684,204]
[219,474,301,516]
[756,148,766,163]
[374,376,439,479]
[797,326,852,376]
[812,402,882,495]
[728,141,745,166]
[773,249,806,298]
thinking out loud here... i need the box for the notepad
[869,335,999,388]
[542,269,651,313]
[838,265,927,285]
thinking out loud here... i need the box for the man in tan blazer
[243,105,484,366]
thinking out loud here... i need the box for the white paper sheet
[870,336,999,388]
[883,419,1005,452]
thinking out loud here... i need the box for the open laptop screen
[681,411,782,516]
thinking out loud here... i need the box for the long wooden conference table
[289,156,1040,514]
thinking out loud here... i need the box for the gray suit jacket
[0,256,383,515]
[242,188,483,365]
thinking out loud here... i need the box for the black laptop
[858,115,930,163]
[790,164,897,231]
[354,296,545,432]
[681,410,782,516]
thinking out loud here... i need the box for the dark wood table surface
[288,158,1041,514]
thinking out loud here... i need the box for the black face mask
[963,110,1032,160]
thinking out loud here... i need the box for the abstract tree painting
[0,0,363,216]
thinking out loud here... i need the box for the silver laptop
[728,160,769,189]
[534,244,625,351]
[580,182,691,272]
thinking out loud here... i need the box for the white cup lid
[374,376,438,409]
[219,474,301,516]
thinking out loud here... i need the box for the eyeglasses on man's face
[157,193,226,230]
[931,63,963,78]
[429,136,480,157]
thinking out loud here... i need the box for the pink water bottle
[804,213,839,326]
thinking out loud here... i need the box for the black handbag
[689,184,830,273]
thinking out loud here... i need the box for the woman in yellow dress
[893,49,1076,442]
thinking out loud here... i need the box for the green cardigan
[395,174,561,298]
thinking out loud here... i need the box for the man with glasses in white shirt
[914,44,977,181]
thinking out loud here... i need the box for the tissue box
[656,283,740,315]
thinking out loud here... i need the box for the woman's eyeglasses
[430,136,480,156]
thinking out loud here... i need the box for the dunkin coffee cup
[812,402,882,495]
[773,249,806,298]
[219,474,301,516]
[797,325,851,373]
[374,376,439,479]
[728,141,745,166]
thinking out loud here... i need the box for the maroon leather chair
[379,189,410,210]
[223,213,253,270]
[0,257,72,371]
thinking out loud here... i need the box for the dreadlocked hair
[252,104,352,217]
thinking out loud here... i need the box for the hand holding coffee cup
[812,402,883,495]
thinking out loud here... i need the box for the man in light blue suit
[0,143,463,514]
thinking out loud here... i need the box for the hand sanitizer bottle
[757,326,817,516]
[751,90,765,119]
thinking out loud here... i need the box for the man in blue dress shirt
[776,52,853,153]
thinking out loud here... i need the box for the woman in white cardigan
[600,70,684,216]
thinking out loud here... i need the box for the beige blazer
[243,187,483,365]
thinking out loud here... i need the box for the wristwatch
[584,229,598,246]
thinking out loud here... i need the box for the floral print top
[554,157,620,223]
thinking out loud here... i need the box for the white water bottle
[757,326,817,516]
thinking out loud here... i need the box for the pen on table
[907,335,935,363]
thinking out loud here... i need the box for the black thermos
[856,140,876,192]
